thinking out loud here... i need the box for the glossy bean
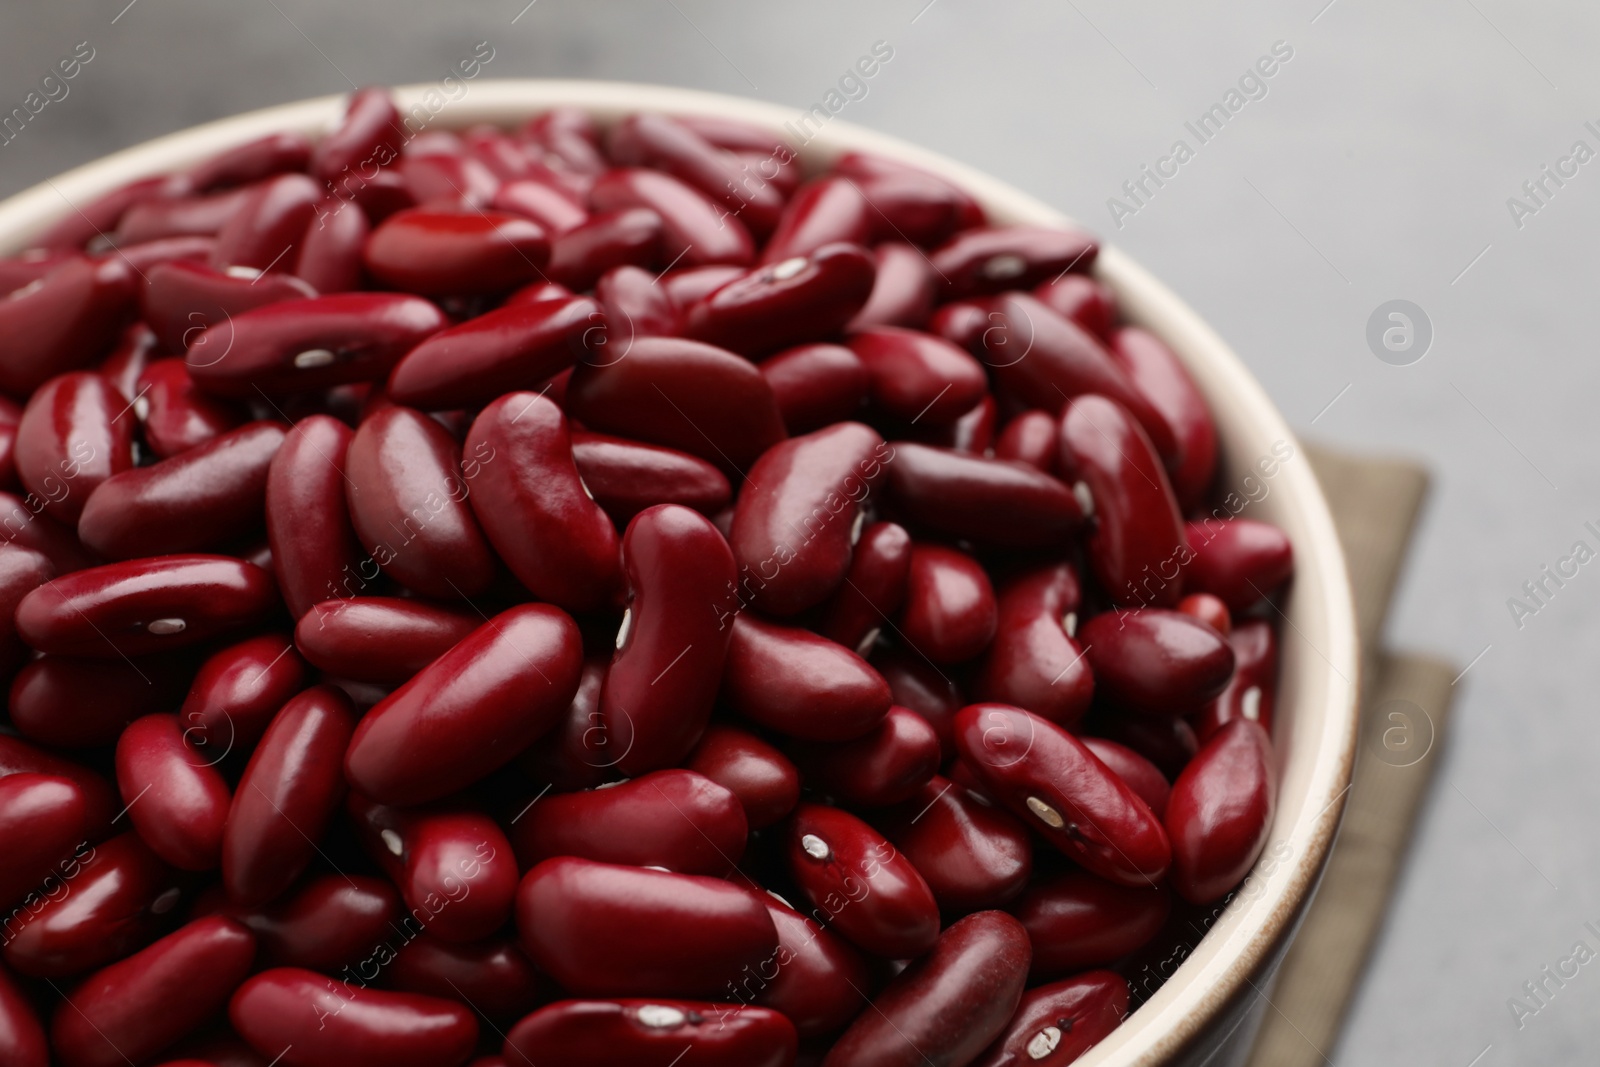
[953,704,1171,886]
[265,414,362,619]
[1032,273,1117,341]
[1081,737,1171,818]
[115,714,232,871]
[0,775,91,912]
[660,264,745,307]
[464,391,622,612]
[680,243,876,356]
[515,658,613,793]
[136,358,248,461]
[1108,326,1217,511]
[0,962,47,1067]
[1080,608,1234,716]
[684,725,801,831]
[886,443,1082,550]
[1176,591,1232,636]
[589,168,754,267]
[873,650,966,760]
[570,429,730,523]
[524,108,609,177]
[1013,871,1169,980]
[210,174,322,273]
[819,520,912,655]
[0,395,21,488]
[295,597,475,683]
[724,615,891,742]
[363,207,548,296]
[595,262,677,336]
[399,153,501,210]
[848,327,987,427]
[9,654,188,748]
[972,972,1128,1067]
[142,261,317,353]
[178,633,306,753]
[36,176,170,250]
[793,705,940,808]
[756,896,870,1039]
[930,226,1097,298]
[491,177,587,235]
[608,113,785,237]
[1192,620,1277,741]
[877,775,1033,914]
[0,544,53,669]
[202,873,402,971]
[1092,709,1199,781]
[835,152,985,245]
[0,735,119,841]
[1166,720,1275,904]
[900,544,997,665]
[504,998,797,1067]
[189,131,313,193]
[846,242,938,331]
[761,176,872,263]
[15,371,136,524]
[1183,518,1295,611]
[389,935,547,1022]
[993,410,1058,472]
[311,88,406,186]
[546,207,662,291]
[294,197,370,294]
[760,343,869,435]
[345,603,583,805]
[515,857,778,997]
[974,563,1093,729]
[115,188,253,245]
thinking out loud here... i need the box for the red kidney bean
[514,768,747,875]
[928,297,993,352]
[0,775,90,911]
[211,174,322,273]
[819,520,912,655]
[78,421,285,559]
[345,603,583,804]
[294,198,370,294]
[873,650,965,759]
[141,261,316,353]
[846,242,938,331]
[491,177,587,235]
[761,176,872,263]
[0,962,47,1067]
[203,873,401,971]
[756,895,870,1039]
[464,391,621,611]
[681,243,876,356]
[566,336,787,474]
[1013,871,1169,980]
[590,168,755,267]
[265,414,362,619]
[515,657,612,793]
[900,544,997,665]
[363,207,549,297]
[17,554,276,657]
[993,409,1057,472]
[599,505,736,775]
[1108,326,1216,510]
[546,207,662,291]
[760,343,868,435]
[930,226,1097,298]
[0,249,81,295]
[8,654,185,748]
[685,725,801,831]
[1080,608,1234,715]
[525,107,608,177]
[1059,394,1186,608]
[835,152,986,243]
[222,686,355,904]
[609,113,785,238]
[504,998,797,1067]
[116,188,254,245]
[230,967,479,1067]
[661,264,746,307]
[0,544,53,666]
[823,911,1029,1067]
[792,705,940,808]
[15,370,136,524]
[0,492,94,574]
[1166,719,1275,904]
[51,915,256,1067]
[847,327,987,427]
[1183,518,1294,611]
[972,971,1128,1067]
[1193,620,1277,741]
[1032,273,1117,339]
[35,176,170,250]
[136,358,248,460]
[729,422,888,615]
[595,262,677,336]
[1177,591,1231,635]
[180,632,306,752]
[786,803,937,959]
[516,857,778,996]
[954,704,1171,886]
[0,735,119,841]
[877,775,1033,914]
[1082,737,1171,818]
[724,615,892,742]
[114,713,232,871]
[504,279,575,308]
[348,796,518,943]
[399,153,501,210]
[0,395,22,489]
[343,404,496,600]
[912,393,997,456]
[1093,709,1199,781]
[312,88,406,186]
[389,935,547,1022]
[570,429,730,523]
[890,444,1083,550]
[463,125,536,183]
[185,292,448,397]
[676,114,792,156]
[974,563,1093,729]
[295,597,474,683]
[111,234,218,275]
[189,131,313,193]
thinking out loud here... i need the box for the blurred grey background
[4,1,1598,1061]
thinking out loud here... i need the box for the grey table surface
[3,2,1596,1062]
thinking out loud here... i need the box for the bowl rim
[0,78,1361,1066]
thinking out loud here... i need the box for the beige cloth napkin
[1244,445,1457,1067]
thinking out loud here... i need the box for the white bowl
[0,80,1360,1067]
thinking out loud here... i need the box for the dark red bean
[389,935,546,1022]
[993,409,1058,472]
[974,563,1093,730]
[0,961,47,1067]
[15,371,136,524]
[760,343,868,435]
[0,491,95,574]
[311,88,406,186]
[464,391,621,611]
[345,603,583,805]
[202,873,401,971]
[565,336,787,474]
[724,615,891,742]
[504,998,797,1067]
[835,152,986,244]
[546,207,662,291]
[348,796,518,943]
[953,704,1171,887]
[115,714,231,871]
[491,177,587,235]
[265,414,362,619]
[595,262,678,336]
[684,725,801,831]
[1093,709,1199,781]
[514,658,612,793]
[878,775,1033,914]
[112,235,217,276]
[913,393,996,455]
[399,153,501,210]
[1177,591,1232,635]
[35,176,170,250]
[0,735,119,841]
[141,260,316,353]
[1183,518,1294,611]
[786,803,938,959]
[294,198,370,294]
[177,633,306,754]
[930,226,1097,298]
[0,250,81,296]
[1013,871,1169,980]
[928,297,992,351]
[16,554,277,657]
[185,293,449,398]
[846,242,938,331]
[1059,394,1185,608]
[901,544,997,665]
[115,188,253,245]
[513,768,747,875]
[1108,326,1216,511]
[516,857,778,996]
[680,243,876,356]
[344,404,496,600]
[463,125,536,183]
[504,279,575,308]
[1193,620,1277,741]
[524,107,609,177]
[600,505,737,775]
[792,705,940,808]
[51,915,255,1067]
[888,443,1083,550]
[608,113,785,237]
[761,176,872,264]
[363,207,549,297]
[222,686,355,905]
[1166,719,1275,904]
[0,395,22,489]
[211,174,322,273]
[660,263,746,307]
[874,650,965,759]
[676,114,792,156]
[9,654,186,748]
[823,911,1030,1067]
[136,358,247,460]
[230,967,478,1067]
[756,896,870,1040]
[1081,737,1171,818]
[570,429,730,524]
[589,168,754,267]
[972,971,1128,1066]
[1080,608,1234,715]
[819,520,912,655]
[0,544,53,668]
[848,327,987,427]
[295,597,475,683]
[0,775,90,912]
[189,132,313,193]
[1032,273,1117,341]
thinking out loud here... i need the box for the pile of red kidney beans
[0,87,1297,1067]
